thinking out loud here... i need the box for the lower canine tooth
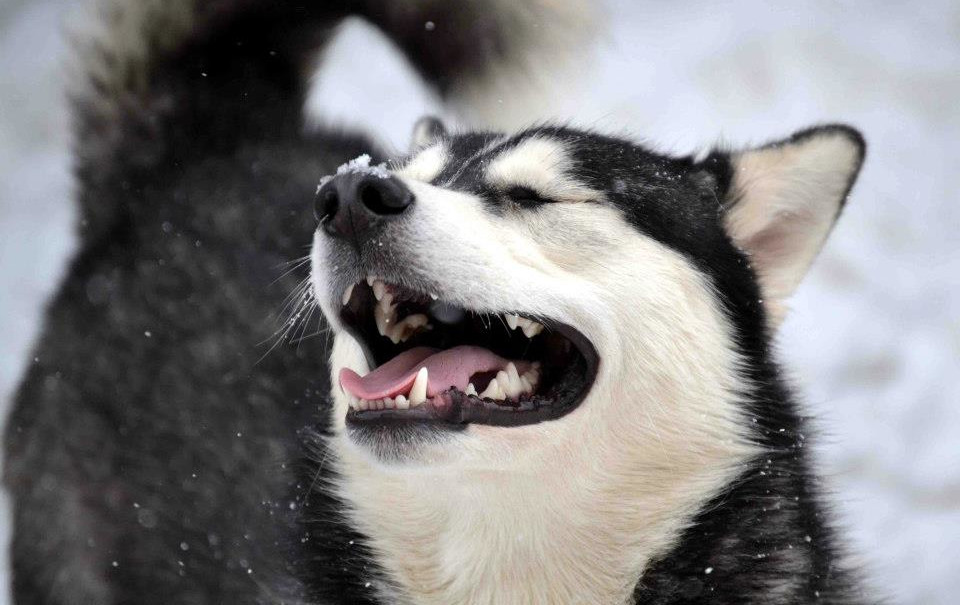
[342,284,355,306]
[409,367,428,405]
[479,378,504,400]
[498,369,521,398]
[465,383,478,397]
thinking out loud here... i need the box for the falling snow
[0,1,957,604]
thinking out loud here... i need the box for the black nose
[315,171,414,240]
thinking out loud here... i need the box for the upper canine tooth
[521,320,544,338]
[505,314,519,330]
[374,293,396,336]
[342,283,355,306]
[409,367,428,405]
[389,313,430,344]
[366,276,376,286]
[372,280,387,301]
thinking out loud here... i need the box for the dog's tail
[69,0,596,240]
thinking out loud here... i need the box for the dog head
[311,121,864,469]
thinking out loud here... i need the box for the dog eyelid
[503,185,552,207]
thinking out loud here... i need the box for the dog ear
[410,116,448,152]
[713,125,865,326]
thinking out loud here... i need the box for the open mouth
[337,278,599,428]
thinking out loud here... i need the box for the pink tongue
[339,346,514,401]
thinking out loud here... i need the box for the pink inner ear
[724,130,863,309]
[741,207,825,289]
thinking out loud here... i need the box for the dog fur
[4,0,870,603]
[311,126,869,604]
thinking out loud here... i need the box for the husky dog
[309,121,868,604]
[4,0,870,603]
[2,1,592,603]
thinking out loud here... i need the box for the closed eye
[504,185,553,208]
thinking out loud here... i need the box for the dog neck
[330,417,753,604]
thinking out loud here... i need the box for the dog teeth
[349,364,540,411]
[479,378,505,400]
[342,283,355,306]
[478,364,541,401]
[503,314,544,338]
[496,370,518,399]
[517,317,544,338]
[371,279,431,342]
[366,276,376,286]
[374,290,395,336]
[388,313,430,344]
[505,363,525,397]
[409,367,428,406]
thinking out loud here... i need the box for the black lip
[338,282,600,430]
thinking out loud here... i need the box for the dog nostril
[358,180,413,216]
[316,188,339,222]
[359,184,385,214]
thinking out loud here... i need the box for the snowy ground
[1,0,958,603]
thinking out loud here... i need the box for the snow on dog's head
[311,122,864,471]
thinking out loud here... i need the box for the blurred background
[1,0,957,602]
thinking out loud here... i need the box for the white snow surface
[1,1,958,603]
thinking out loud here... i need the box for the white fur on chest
[332,395,753,604]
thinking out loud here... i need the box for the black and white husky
[4,0,869,603]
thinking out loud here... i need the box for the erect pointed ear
[409,115,448,152]
[715,125,865,327]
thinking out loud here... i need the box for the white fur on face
[395,143,448,183]
[315,140,759,603]
[483,137,605,203]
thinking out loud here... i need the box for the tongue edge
[339,345,523,401]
